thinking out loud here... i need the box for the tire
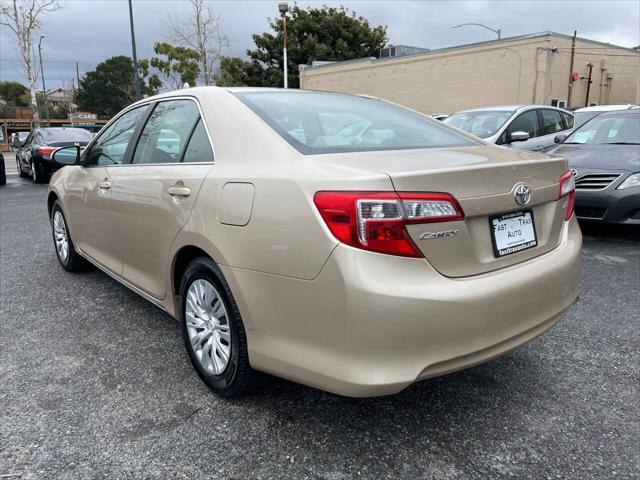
[51,200,86,272]
[31,159,47,183]
[17,158,28,178]
[179,256,259,398]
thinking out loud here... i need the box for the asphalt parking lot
[1,174,638,480]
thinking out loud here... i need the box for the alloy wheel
[185,279,232,375]
[53,210,69,262]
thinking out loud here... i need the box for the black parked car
[16,127,94,183]
[547,109,640,224]
[0,152,6,186]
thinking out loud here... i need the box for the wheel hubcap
[31,163,36,180]
[53,211,69,262]
[185,279,232,375]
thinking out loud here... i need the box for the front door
[111,100,215,299]
[65,105,150,274]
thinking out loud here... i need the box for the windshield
[233,91,478,154]
[564,113,639,145]
[42,128,93,143]
[444,110,513,138]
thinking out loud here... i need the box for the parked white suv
[445,105,574,152]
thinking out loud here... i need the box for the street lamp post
[38,35,50,126]
[452,23,502,39]
[128,0,141,100]
[279,2,289,88]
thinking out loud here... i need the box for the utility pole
[567,30,577,109]
[279,3,289,88]
[128,0,142,100]
[38,35,50,126]
[76,62,80,91]
[582,63,594,107]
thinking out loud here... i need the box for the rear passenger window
[182,119,214,163]
[508,110,539,139]
[132,100,199,164]
[562,112,574,130]
[540,109,564,135]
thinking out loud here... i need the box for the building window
[551,99,567,108]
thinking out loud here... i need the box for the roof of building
[301,31,640,72]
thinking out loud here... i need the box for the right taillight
[558,170,575,221]
[313,191,464,258]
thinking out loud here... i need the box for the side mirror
[52,146,81,166]
[554,134,567,144]
[508,131,530,143]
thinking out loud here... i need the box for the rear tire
[51,200,86,272]
[31,159,47,183]
[179,256,259,398]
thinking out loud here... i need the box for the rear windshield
[42,128,93,142]
[444,110,514,138]
[564,113,639,145]
[233,91,478,154]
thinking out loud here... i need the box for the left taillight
[38,146,56,159]
[313,191,464,258]
[558,170,575,221]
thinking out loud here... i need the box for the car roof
[452,105,571,114]
[597,108,640,117]
[574,104,637,112]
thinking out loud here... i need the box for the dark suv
[17,127,94,183]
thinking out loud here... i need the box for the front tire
[17,158,28,178]
[179,257,259,398]
[51,200,86,272]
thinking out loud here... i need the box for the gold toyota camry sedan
[47,88,581,397]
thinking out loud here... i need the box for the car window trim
[178,117,203,163]
[82,95,216,168]
[123,96,215,167]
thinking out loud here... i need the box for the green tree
[150,42,201,89]
[0,81,29,105]
[213,6,387,88]
[76,56,157,117]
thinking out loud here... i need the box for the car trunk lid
[315,145,569,277]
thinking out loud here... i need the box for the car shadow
[578,220,639,243]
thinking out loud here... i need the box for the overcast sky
[1,0,638,88]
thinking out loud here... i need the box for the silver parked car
[445,105,574,152]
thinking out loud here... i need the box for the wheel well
[47,192,59,218]
[172,246,211,295]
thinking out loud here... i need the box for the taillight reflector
[558,171,576,221]
[314,191,464,258]
[38,146,56,158]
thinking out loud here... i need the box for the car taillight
[314,191,464,258]
[38,146,56,159]
[558,170,575,221]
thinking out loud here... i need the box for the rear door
[534,109,572,150]
[111,98,215,299]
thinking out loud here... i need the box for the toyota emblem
[570,168,579,177]
[513,182,531,206]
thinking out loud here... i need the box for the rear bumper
[575,188,640,224]
[224,218,582,397]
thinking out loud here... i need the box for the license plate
[489,210,538,257]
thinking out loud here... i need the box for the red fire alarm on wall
[571,72,579,81]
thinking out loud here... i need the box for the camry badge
[420,229,459,240]
[513,182,531,206]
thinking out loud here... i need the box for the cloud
[1,0,638,88]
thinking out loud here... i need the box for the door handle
[168,183,191,197]
[98,179,111,189]
[534,146,545,151]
